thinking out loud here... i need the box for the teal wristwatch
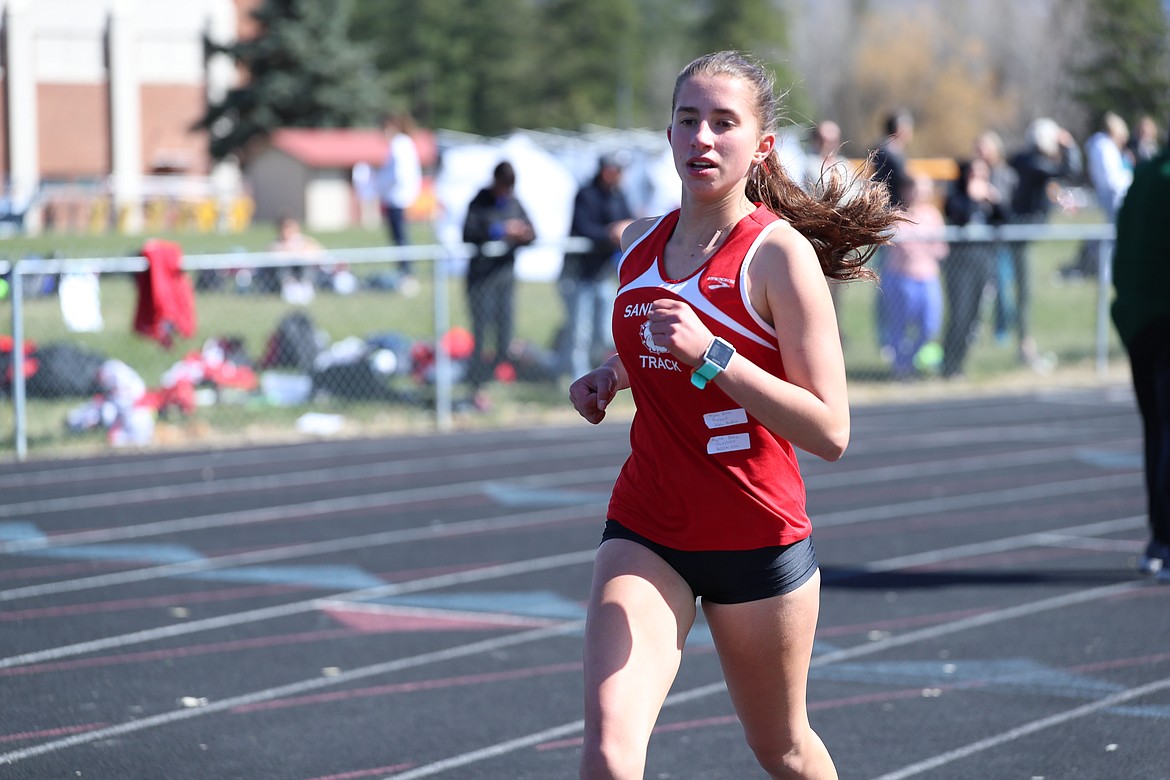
[690,337,735,389]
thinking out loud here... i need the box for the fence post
[433,245,452,432]
[11,260,28,460]
[1095,234,1113,377]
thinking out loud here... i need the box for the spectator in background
[881,175,948,379]
[804,120,858,320]
[1076,111,1135,281]
[975,130,1019,201]
[973,130,1018,343]
[461,161,536,410]
[270,215,322,256]
[268,216,323,305]
[558,153,634,381]
[941,157,1010,379]
[1086,111,1134,221]
[377,111,423,292]
[1111,127,1170,582]
[1128,114,1161,164]
[1006,117,1082,370]
[270,214,357,298]
[870,110,916,354]
[803,119,852,192]
[871,110,915,209]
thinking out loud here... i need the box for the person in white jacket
[1085,111,1133,220]
[376,112,423,285]
[1078,111,1135,286]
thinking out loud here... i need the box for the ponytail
[748,151,902,282]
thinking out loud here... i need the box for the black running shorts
[600,519,819,604]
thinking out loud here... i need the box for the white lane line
[0,401,1108,492]
[1032,533,1148,554]
[383,720,588,780]
[0,568,1145,771]
[814,473,1139,528]
[803,439,1132,489]
[0,501,606,603]
[1,468,1137,602]
[369,578,1149,780]
[823,515,1146,577]
[810,581,1144,666]
[0,549,597,670]
[3,429,1130,526]
[844,423,1131,457]
[0,439,622,522]
[0,511,1149,767]
[2,511,1135,670]
[0,394,1143,770]
[0,620,585,766]
[867,675,1170,780]
[0,464,620,556]
[0,428,607,491]
[1,507,1144,672]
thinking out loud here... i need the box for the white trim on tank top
[616,215,782,352]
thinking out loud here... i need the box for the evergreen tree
[534,0,640,129]
[347,0,802,135]
[349,0,539,134]
[635,0,706,124]
[349,0,465,129]
[197,0,385,161]
[461,0,543,134]
[692,0,809,125]
[1074,0,1170,131]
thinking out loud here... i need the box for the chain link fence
[2,222,1121,460]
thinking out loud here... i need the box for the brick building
[0,0,261,233]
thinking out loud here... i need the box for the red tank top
[607,206,811,551]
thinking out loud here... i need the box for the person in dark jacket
[1006,118,1082,368]
[558,154,634,379]
[461,161,536,407]
[1111,137,1170,581]
[870,110,915,209]
[941,158,1010,378]
[869,110,915,354]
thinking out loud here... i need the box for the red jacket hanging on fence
[134,239,196,348]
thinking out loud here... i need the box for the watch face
[706,338,735,369]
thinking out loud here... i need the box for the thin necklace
[697,220,733,247]
[688,216,739,259]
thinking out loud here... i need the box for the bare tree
[785,0,1093,156]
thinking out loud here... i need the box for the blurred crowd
[815,108,1162,381]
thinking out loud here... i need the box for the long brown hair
[673,51,902,282]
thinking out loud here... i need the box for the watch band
[690,337,735,389]
[690,360,722,389]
